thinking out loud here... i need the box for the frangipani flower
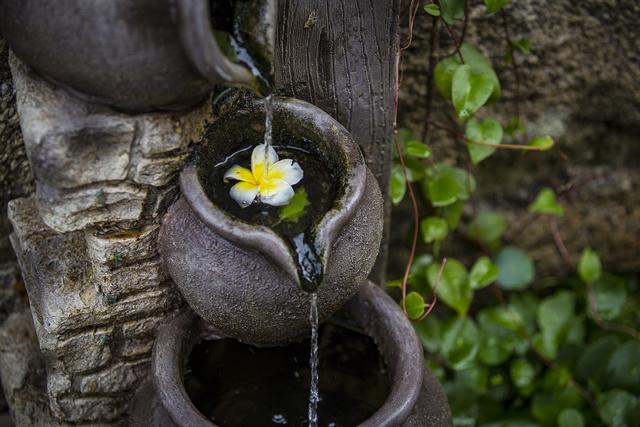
[224,143,303,208]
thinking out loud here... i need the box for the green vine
[391,1,640,426]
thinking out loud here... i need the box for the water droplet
[272,414,288,424]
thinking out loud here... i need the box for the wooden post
[274,0,401,284]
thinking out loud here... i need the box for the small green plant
[390,1,640,425]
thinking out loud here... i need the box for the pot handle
[175,0,258,91]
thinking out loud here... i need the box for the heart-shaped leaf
[452,64,494,120]
[465,117,503,164]
[529,188,564,216]
[406,291,426,320]
[578,247,601,284]
[469,256,499,289]
[435,43,501,103]
[421,216,449,243]
[390,164,406,205]
[428,259,471,316]
[423,3,440,16]
[529,135,554,150]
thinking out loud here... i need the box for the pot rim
[179,96,367,285]
[174,0,262,90]
[152,281,425,427]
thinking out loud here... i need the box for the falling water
[263,94,274,179]
[308,292,319,427]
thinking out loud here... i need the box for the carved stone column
[1,56,211,425]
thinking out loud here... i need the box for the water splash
[308,292,319,427]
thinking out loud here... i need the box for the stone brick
[54,395,129,423]
[54,328,113,374]
[130,154,188,187]
[28,122,133,189]
[93,259,167,299]
[79,360,150,394]
[85,225,159,267]
[120,316,164,358]
[36,182,147,233]
[136,106,211,157]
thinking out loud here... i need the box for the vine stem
[549,217,574,267]
[394,137,420,316]
[417,258,447,321]
[428,120,549,151]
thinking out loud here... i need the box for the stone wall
[0,56,211,425]
[391,0,640,277]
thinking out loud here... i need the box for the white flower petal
[268,159,303,186]
[224,165,255,183]
[251,143,278,179]
[259,179,295,206]
[229,182,259,208]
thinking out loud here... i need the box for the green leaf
[592,274,627,321]
[390,164,406,205]
[511,38,531,54]
[439,0,465,24]
[414,316,441,353]
[510,358,536,390]
[578,247,601,284]
[421,216,449,243]
[605,341,640,394]
[406,291,426,320]
[439,201,464,230]
[435,43,501,103]
[426,173,459,207]
[469,256,499,289]
[441,317,480,370]
[528,135,554,150]
[403,156,426,182]
[428,259,472,316]
[598,389,640,427]
[468,211,507,244]
[532,385,581,427]
[484,0,510,13]
[505,116,526,136]
[423,3,441,16]
[465,117,503,164]
[535,291,575,359]
[495,247,535,290]
[405,140,432,158]
[557,409,584,427]
[478,307,518,365]
[452,64,494,120]
[409,254,434,295]
[528,188,564,216]
[574,335,621,385]
[279,188,310,223]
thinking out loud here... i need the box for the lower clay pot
[129,282,453,427]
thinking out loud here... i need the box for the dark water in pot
[184,322,390,427]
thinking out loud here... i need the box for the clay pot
[0,0,275,111]
[130,282,452,427]
[159,96,384,345]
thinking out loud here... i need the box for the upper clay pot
[0,0,275,111]
[159,96,384,345]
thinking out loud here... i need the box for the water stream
[205,23,327,424]
[308,293,320,427]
